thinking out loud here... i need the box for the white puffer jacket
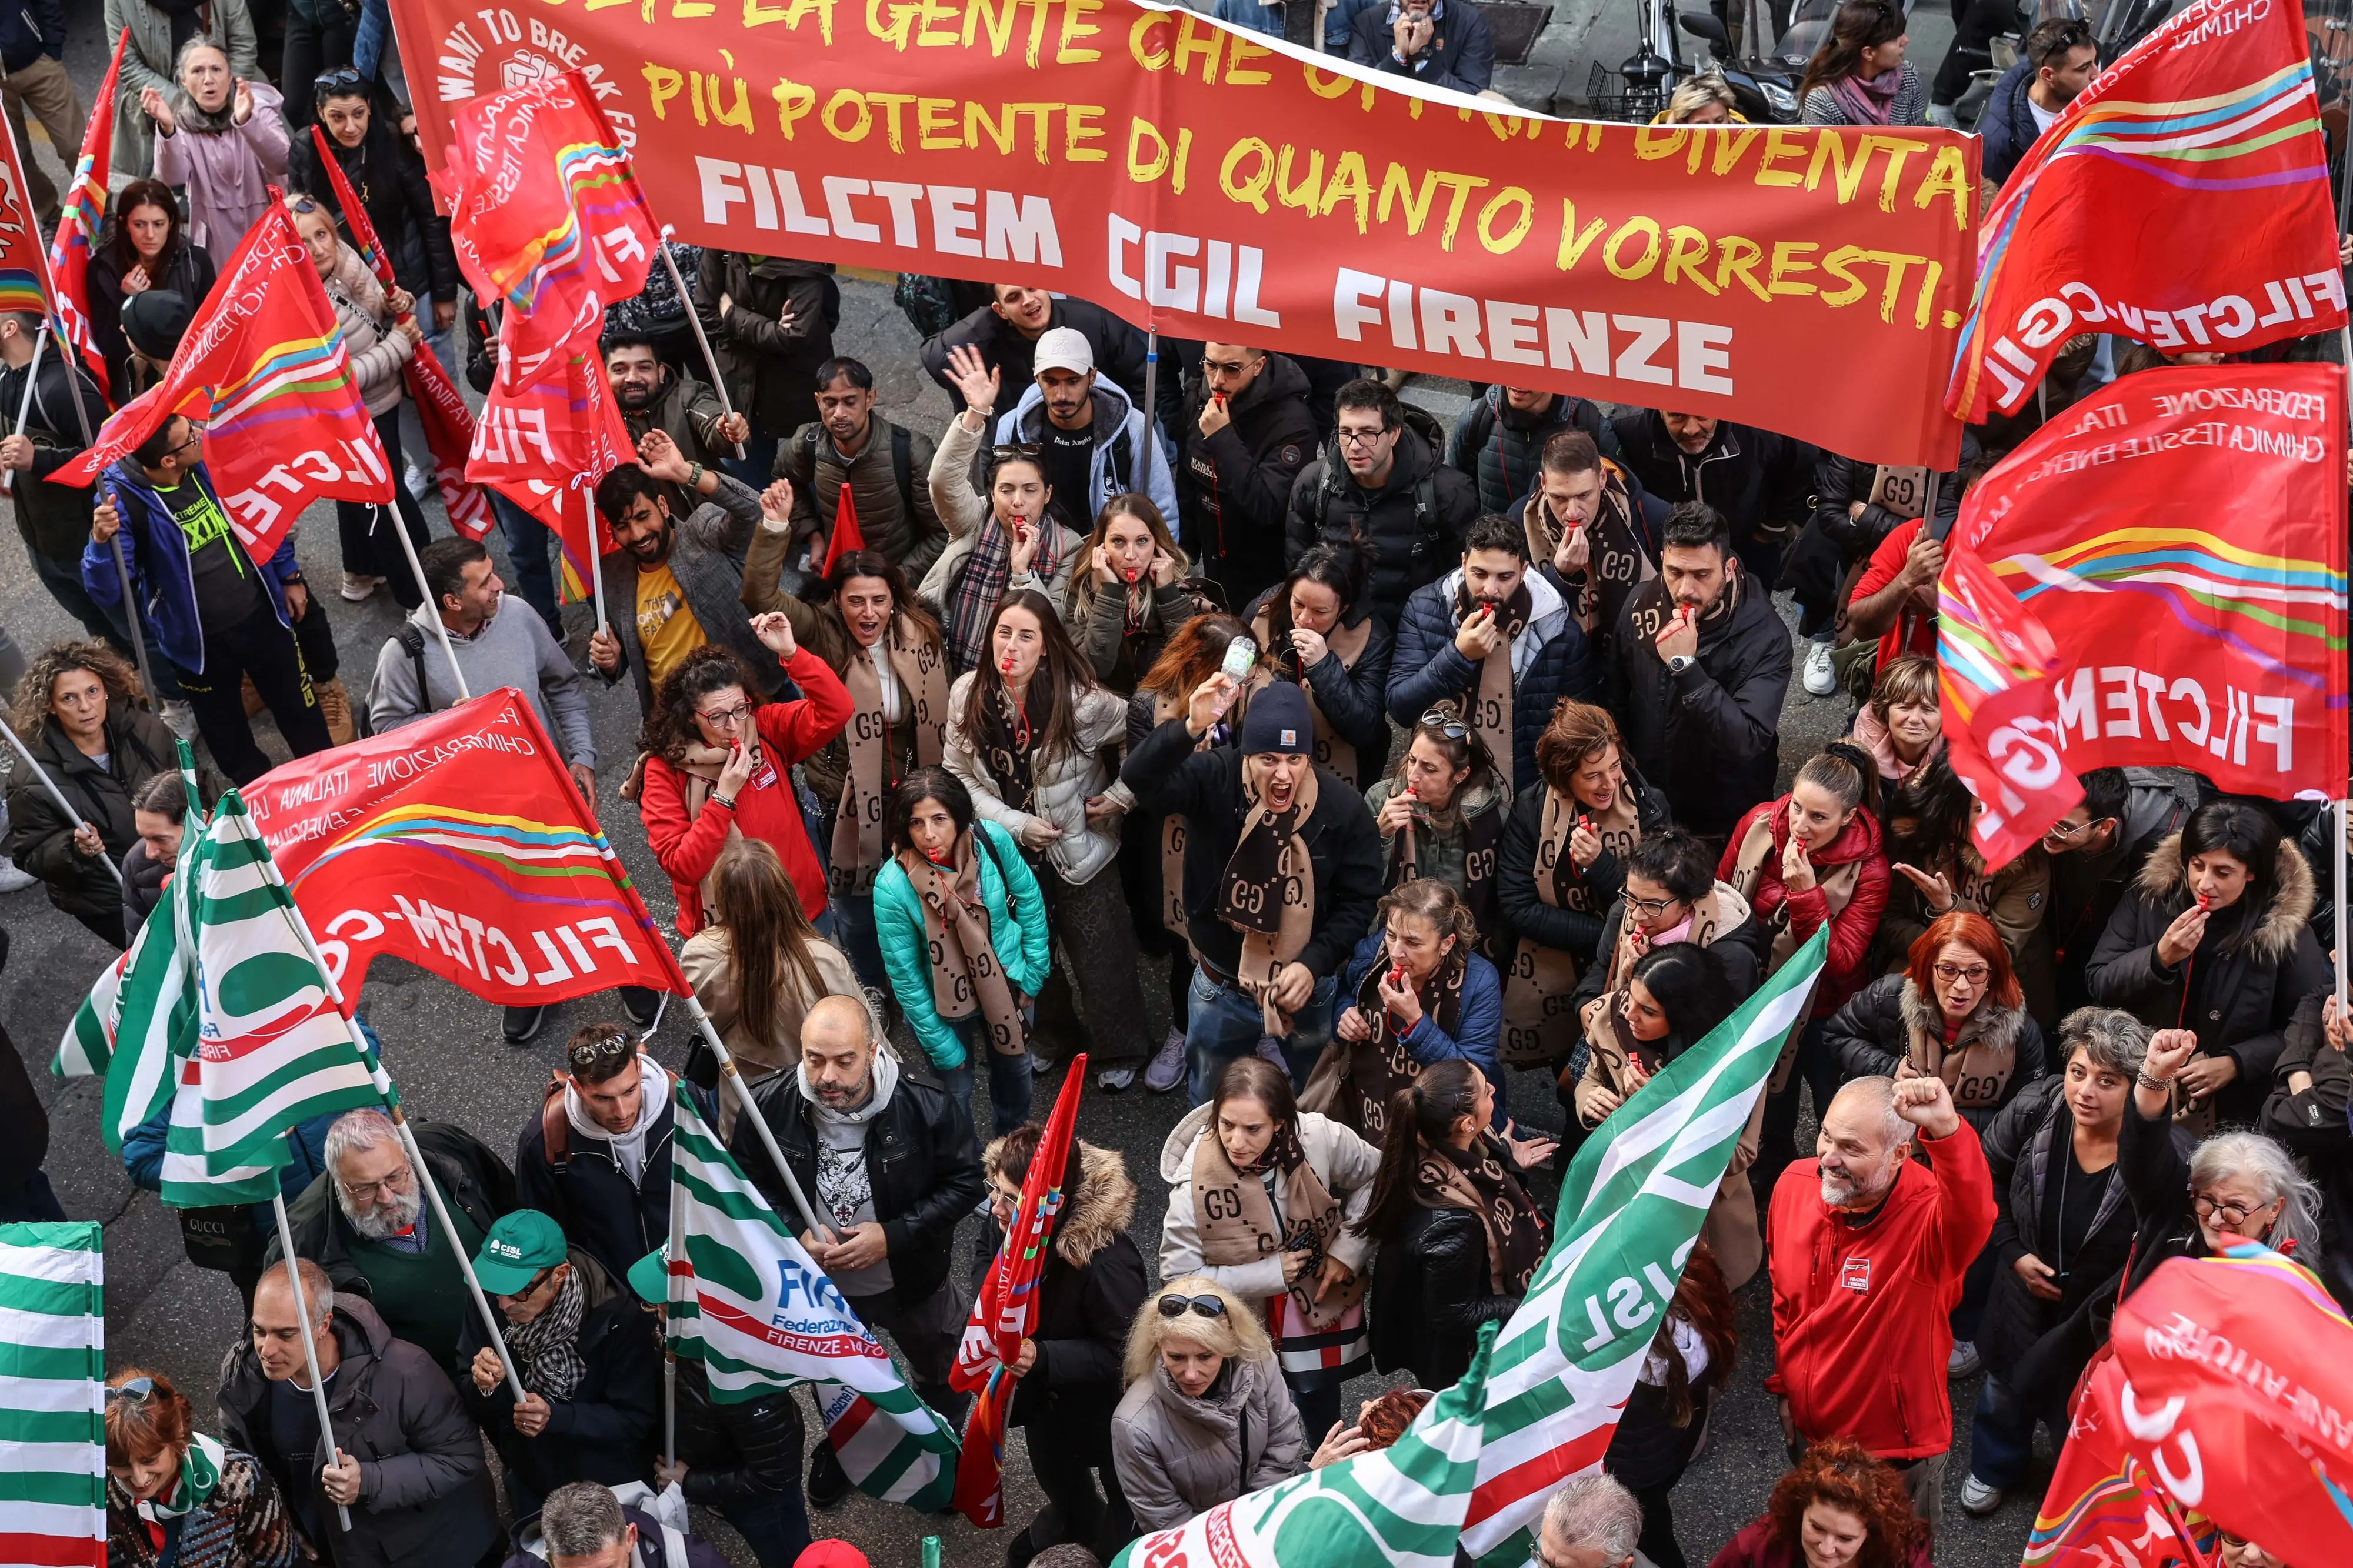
[944,673,1135,886]
[322,245,413,418]
[1156,1102,1381,1302]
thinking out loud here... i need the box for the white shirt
[2028,95,2061,135]
[868,641,904,724]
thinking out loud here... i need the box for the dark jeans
[174,612,334,785]
[1629,1479,1686,1568]
[717,1489,812,1568]
[335,413,433,604]
[1184,965,1338,1106]
[1968,1373,2050,1490]
[488,488,561,630]
[1292,1382,1343,1452]
[942,1015,1037,1137]
[828,890,885,991]
[722,427,781,491]
[0,1170,65,1223]
[1024,1428,1132,1564]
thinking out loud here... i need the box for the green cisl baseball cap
[626,1241,674,1307]
[474,1210,569,1295]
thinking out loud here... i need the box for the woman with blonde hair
[1848,653,1942,796]
[1111,1275,1307,1532]
[1657,74,1742,124]
[104,1367,299,1568]
[681,839,869,1135]
[1064,493,1215,693]
[4,640,174,946]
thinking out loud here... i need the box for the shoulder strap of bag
[891,423,915,519]
[395,623,434,713]
[541,1074,572,1177]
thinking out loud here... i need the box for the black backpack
[1307,403,1445,568]
[795,422,916,528]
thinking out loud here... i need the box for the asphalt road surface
[6,15,2036,1567]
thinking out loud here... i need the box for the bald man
[726,992,985,1509]
[219,1258,499,1564]
[1765,1075,1995,1522]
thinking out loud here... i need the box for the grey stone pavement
[4,9,2024,1568]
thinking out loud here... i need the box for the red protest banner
[1948,0,2344,419]
[56,202,393,562]
[1951,362,2349,802]
[386,3,1976,466]
[240,689,689,1009]
[0,111,54,318]
[45,27,126,399]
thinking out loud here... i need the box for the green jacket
[872,818,1051,1070]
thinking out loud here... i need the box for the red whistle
[1000,652,1018,674]
[1578,815,1592,833]
[1388,962,1407,990]
[2196,893,2212,912]
[1124,566,1139,585]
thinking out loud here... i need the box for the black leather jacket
[1369,1205,1522,1391]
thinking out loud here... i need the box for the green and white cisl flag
[1457,928,1828,1566]
[156,786,395,1208]
[0,1221,106,1568]
[665,1092,958,1510]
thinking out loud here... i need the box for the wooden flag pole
[0,716,125,887]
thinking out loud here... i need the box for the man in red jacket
[1765,1073,1995,1523]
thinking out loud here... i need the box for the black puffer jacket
[694,252,837,436]
[2296,807,2347,956]
[1608,410,1815,566]
[1976,1077,2185,1419]
[1285,422,1479,628]
[668,1355,805,1510]
[288,121,459,305]
[728,1062,985,1314]
[1369,1187,1526,1390]
[919,295,1152,416]
[1604,572,1792,838]
[1448,387,1617,516]
[1824,976,2049,1133]
[1240,587,1397,790]
[1180,353,1318,606]
[2,705,176,945]
[458,1249,661,1503]
[0,350,107,561]
[1495,766,1671,964]
[120,838,170,943]
[2085,834,2329,1126]
[1006,1142,1149,1452]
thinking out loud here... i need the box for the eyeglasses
[1933,962,1991,986]
[106,1377,155,1404]
[1156,1293,1227,1321]
[499,1266,555,1303]
[1417,709,1469,740]
[1335,426,1391,449]
[2191,1190,2274,1227]
[1624,893,1681,920]
[568,1027,635,1072]
[696,702,753,729]
[1201,356,1253,378]
[342,1163,414,1205]
[2042,815,2101,842]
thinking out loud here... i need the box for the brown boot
[315,678,355,745]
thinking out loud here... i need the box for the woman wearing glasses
[636,623,856,940]
[105,1367,300,1568]
[1064,494,1215,695]
[1110,1277,1307,1535]
[924,350,1086,672]
[1365,713,1510,949]
[982,1123,1149,1564]
[946,589,1151,1092]
[1359,1060,1554,1392]
[1242,542,1394,792]
[2087,802,2331,1132]
[1956,1009,2184,1519]
[1826,913,2049,1136]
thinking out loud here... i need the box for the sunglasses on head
[314,66,365,91]
[566,1028,635,1072]
[106,1377,155,1404]
[1418,709,1469,739]
[990,443,1043,462]
[1157,1293,1227,1321]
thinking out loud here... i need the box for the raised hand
[945,343,1001,419]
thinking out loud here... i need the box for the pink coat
[151,81,290,257]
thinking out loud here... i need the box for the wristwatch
[1667,653,1694,675]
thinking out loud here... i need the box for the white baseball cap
[1032,327,1094,378]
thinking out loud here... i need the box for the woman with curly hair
[4,640,176,946]
[635,616,854,939]
[1709,1439,1929,1568]
[105,1368,301,1568]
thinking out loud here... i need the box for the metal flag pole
[1140,330,1160,453]
[679,992,833,1243]
[383,503,471,699]
[268,1199,355,1532]
[662,1174,683,1469]
[2335,798,2346,1015]
[589,523,611,658]
[252,847,531,1406]
[0,716,125,887]
[1,320,46,494]
[69,380,162,719]
[658,236,746,461]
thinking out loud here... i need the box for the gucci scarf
[1523,481,1658,647]
[895,830,1027,1056]
[947,517,1068,672]
[1255,609,1374,789]
[1728,806,1861,1088]
[503,1266,587,1402]
[678,733,761,912]
[1383,781,1505,947]
[975,678,1051,815]
[1190,1125,1365,1339]
[1415,1134,1548,1295]
[831,615,948,896]
[1501,786,1638,1068]
[1217,762,1321,1035]
[1337,941,1466,1144]
[1449,577,1531,794]
[1154,689,1208,943]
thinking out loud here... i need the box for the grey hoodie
[368,595,595,768]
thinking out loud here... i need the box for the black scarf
[976,681,1048,813]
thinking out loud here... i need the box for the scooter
[1676,6,1804,122]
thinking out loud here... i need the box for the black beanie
[1237,680,1313,757]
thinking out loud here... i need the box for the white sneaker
[1096,1067,1137,1092]
[1959,1476,2003,1516]
[0,856,35,893]
[1143,1027,1187,1093]
[405,462,433,503]
[1802,638,1838,697]
[1948,1339,1982,1378]
[339,572,384,602]
[159,700,196,739]
[1927,102,1960,129]
[1255,1036,1287,1067]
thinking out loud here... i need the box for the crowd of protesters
[0,6,2342,1568]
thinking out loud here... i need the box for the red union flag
[1951,363,2349,802]
[466,328,636,593]
[45,27,126,398]
[1936,549,2082,871]
[239,689,688,1010]
[56,202,392,562]
[1947,0,2344,418]
[434,69,661,382]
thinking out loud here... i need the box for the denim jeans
[488,489,562,630]
[716,1488,812,1568]
[1184,965,1338,1106]
[941,1015,1036,1136]
[1967,1373,2044,1490]
[828,891,886,990]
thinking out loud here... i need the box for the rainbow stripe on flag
[288,802,646,903]
[0,268,44,316]
[1936,563,2052,729]
[204,332,377,451]
[480,140,647,319]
